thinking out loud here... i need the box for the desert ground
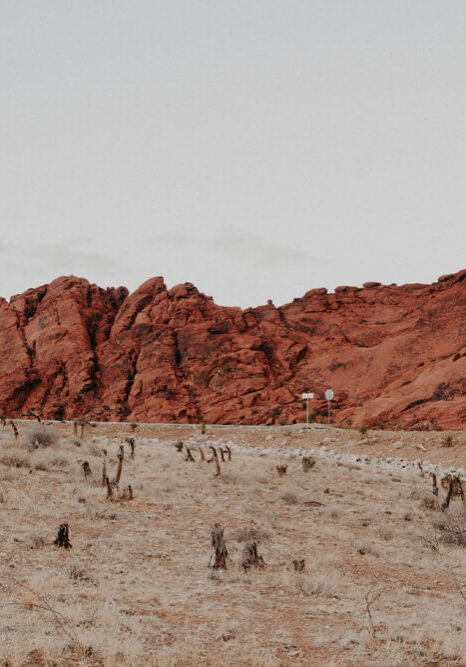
[1,421,466,665]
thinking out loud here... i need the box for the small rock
[393,441,403,449]
[416,443,427,452]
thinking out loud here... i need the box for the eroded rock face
[0,271,465,429]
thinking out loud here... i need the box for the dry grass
[0,422,466,664]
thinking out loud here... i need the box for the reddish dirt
[0,270,465,428]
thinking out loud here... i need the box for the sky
[1,1,466,308]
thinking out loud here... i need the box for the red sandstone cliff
[0,271,465,429]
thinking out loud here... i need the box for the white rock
[416,443,427,452]
[393,441,403,449]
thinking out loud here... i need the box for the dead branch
[224,445,232,461]
[198,446,205,461]
[209,523,228,569]
[219,448,225,462]
[209,446,221,476]
[113,452,124,485]
[126,437,135,459]
[24,408,41,422]
[9,420,18,439]
[184,446,195,462]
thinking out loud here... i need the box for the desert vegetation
[0,421,466,664]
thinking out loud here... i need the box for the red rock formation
[0,271,465,429]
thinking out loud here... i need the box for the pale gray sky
[1,1,465,307]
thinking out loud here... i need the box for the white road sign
[325,389,334,401]
[302,393,314,399]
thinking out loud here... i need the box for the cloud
[213,230,306,268]
[36,244,127,276]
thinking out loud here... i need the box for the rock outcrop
[0,271,465,429]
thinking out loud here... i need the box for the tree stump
[101,454,107,487]
[241,540,265,571]
[54,523,72,549]
[209,524,228,569]
[219,448,225,462]
[302,456,315,472]
[276,464,288,477]
[198,446,205,461]
[293,559,305,572]
[224,445,232,462]
[82,461,92,480]
[175,441,184,452]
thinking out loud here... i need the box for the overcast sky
[1,1,465,308]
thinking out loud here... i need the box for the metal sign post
[325,389,334,425]
[301,392,314,429]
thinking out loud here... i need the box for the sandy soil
[1,421,466,665]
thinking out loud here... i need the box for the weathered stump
[293,559,305,572]
[209,524,228,569]
[241,540,265,571]
[82,461,92,480]
[198,446,206,461]
[276,464,288,477]
[175,441,184,452]
[54,523,72,549]
[302,456,315,472]
[224,445,232,462]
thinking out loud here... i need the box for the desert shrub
[442,434,454,448]
[232,525,271,543]
[129,422,138,432]
[28,533,47,549]
[420,495,436,510]
[359,424,368,436]
[278,415,286,426]
[68,562,90,581]
[434,511,466,546]
[26,424,59,449]
[0,451,30,468]
[281,490,298,505]
[345,417,353,428]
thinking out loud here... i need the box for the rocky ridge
[0,270,465,428]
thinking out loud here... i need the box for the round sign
[325,389,334,401]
